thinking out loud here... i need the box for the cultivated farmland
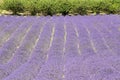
[0,15,120,80]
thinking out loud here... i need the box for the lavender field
[0,15,120,80]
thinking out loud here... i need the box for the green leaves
[3,0,24,14]
[58,1,72,15]
[1,0,120,15]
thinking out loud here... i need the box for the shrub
[57,0,72,15]
[0,0,120,15]
[76,1,89,15]
[90,1,107,14]
[24,1,40,15]
[2,0,24,15]
[107,3,120,14]
[39,0,57,16]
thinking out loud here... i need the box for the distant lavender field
[0,15,120,80]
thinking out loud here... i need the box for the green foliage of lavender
[0,0,120,15]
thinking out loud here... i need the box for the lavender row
[3,18,54,80]
[0,18,24,48]
[0,15,119,80]
[90,18,120,55]
[0,20,32,65]
[34,19,65,80]
[0,18,46,79]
